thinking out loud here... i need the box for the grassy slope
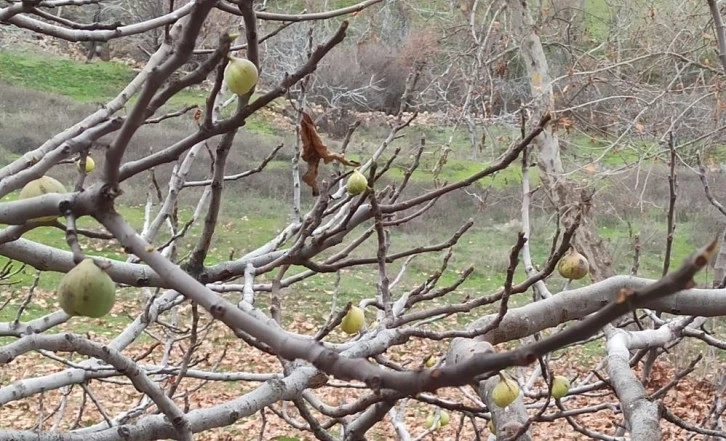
[0,51,133,101]
[0,48,714,338]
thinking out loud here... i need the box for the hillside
[0,46,716,286]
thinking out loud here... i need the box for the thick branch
[2,2,195,41]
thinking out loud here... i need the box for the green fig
[552,375,570,399]
[224,55,258,96]
[19,176,68,222]
[340,306,365,335]
[557,247,589,280]
[491,374,519,408]
[58,259,116,318]
[424,354,438,368]
[439,410,450,427]
[425,410,448,430]
[346,169,368,195]
[426,414,438,430]
[75,156,95,173]
[425,413,440,430]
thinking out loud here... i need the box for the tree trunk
[507,0,614,282]
[712,227,726,287]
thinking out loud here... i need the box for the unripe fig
[224,55,258,96]
[346,169,368,195]
[439,410,450,427]
[425,414,440,430]
[491,375,519,408]
[426,411,449,430]
[552,375,570,399]
[19,176,68,221]
[75,156,95,173]
[557,247,589,280]
[58,259,116,318]
[340,306,364,334]
[424,355,438,368]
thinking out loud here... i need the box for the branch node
[58,199,72,216]
[366,375,382,391]
[209,304,225,318]
[117,425,131,439]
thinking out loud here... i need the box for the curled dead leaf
[300,111,359,196]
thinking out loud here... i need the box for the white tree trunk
[507,0,613,281]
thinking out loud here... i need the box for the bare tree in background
[114,0,167,56]
[1,1,726,440]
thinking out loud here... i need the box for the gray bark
[447,338,531,440]
[712,227,726,287]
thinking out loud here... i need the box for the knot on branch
[101,183,122,201]
[209,304,226,319]
[58,199,72,216]
[117,426,131,439]
[519,352,537,365]
[365,374,383,392]
[309,371,329,389]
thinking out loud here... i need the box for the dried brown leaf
[300,112,359,196]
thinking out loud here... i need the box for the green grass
[0,50,275,133]
[0,146,22,167]
[244,112,277,136]
[583,0,612,43]
[385,157,541,189]
[0,50,134,101]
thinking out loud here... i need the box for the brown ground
[0,288,722,440]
